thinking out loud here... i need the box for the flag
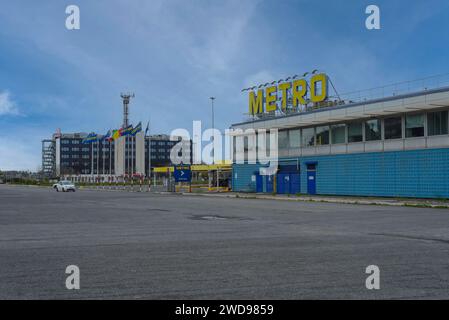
[82,132,98,144]
[121,125,133,137]
[144,121,149,137]
[131,122,142,136]
[102,130,112,141]
[111,128,122,141]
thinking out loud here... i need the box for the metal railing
[331,73,449,105]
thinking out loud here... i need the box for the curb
[179,192,449,209]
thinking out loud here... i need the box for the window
[331,124,346,144]
[348,122,363,142]
[315,126,329,145]
[61,139,69,144]
[278,130,289,150]
[289,129,300,148]
[365,119,381,141]
[405,113,424,138]
[384,116,402,139]
[427,110,448,136]
[302,128,315,147]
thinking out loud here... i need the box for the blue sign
[174,165,192,182]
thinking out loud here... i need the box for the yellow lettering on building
[265,86,277,112]
[247,73,329,115]
[278,82,291,111]
[248,89,264,115]
[310,73,328,103]
[292,79,307,106]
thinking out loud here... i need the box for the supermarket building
[230,74,449,198]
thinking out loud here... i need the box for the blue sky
[1,0,449,170]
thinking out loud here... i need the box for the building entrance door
[306,162,317,195]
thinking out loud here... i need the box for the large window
[405,113,424,138]
[365,119,381,141]
[384,116,402,139]
[316,126,329,145]
[331,124,346,144]
[278,130,289,150]
[289,129,300,148]
[348,122,363,142]
[428,110,448,136]
[302,127,315,147]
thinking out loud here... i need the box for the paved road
[1,185,448,299]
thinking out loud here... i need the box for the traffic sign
[174,165,192,182]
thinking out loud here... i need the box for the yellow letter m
[249,90,264,115]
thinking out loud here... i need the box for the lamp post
[210,97,215,164]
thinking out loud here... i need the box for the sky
[1,0,449,171]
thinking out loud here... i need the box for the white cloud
[0,137,40,171]
[0,91,18,116]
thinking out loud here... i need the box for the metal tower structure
[120,93,135,127]
[41,139,55,177]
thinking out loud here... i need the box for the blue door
[290,173,300,194]
[307,171,316,195]
[256,174,263,193]
[266,175,274,193]
[277,173,286,194]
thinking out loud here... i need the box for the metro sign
[248,73,328,116]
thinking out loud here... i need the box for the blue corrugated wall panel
[299,148,449,198]
[232,163,262,192]
[232,148,449,198]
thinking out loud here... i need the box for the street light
[210,97,216,164]
[210,97,215,131]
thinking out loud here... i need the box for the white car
[54,180,76,192]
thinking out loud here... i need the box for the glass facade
[331,124,346,144]
[384,116,402,139]
[428,110,448,136]
[348,122,363,142]
[316,126,330,145]
[278,130,289,150]
[289,129,300,148]
[405,113,424,138]
[302,127,315,147]
[365,119,381,141]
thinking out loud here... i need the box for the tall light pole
[121,93,134,176]
[210,97,215,164]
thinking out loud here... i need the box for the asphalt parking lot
[1,184,448,299]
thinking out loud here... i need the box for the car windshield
[61,181,72,185]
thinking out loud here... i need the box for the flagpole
[109,140,112,177]
[131,135,133,176]
[102,139,105,175]
[148,120,151,182]
[97,140,99,181]
[91,141,94,178]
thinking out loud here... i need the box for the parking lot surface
[1,185,448,299]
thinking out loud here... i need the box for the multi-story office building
[42,132,191,178]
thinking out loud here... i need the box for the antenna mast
[120,93,135,127]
